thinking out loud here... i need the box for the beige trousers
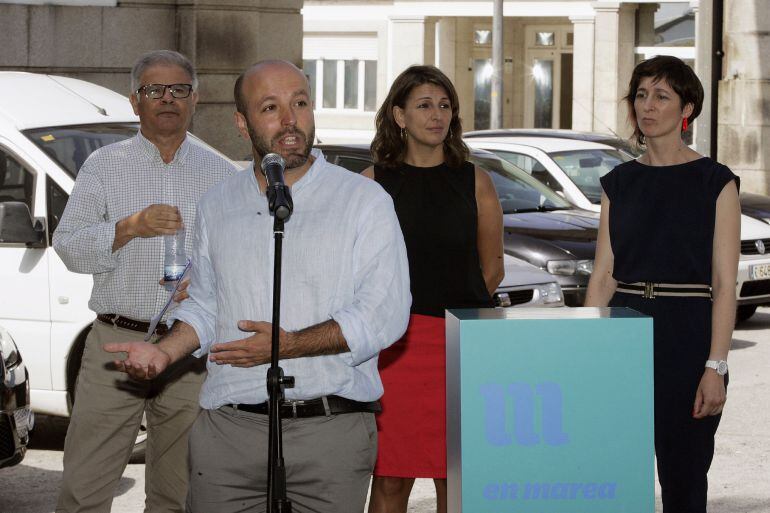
[186,407,377,513]
[56,320,205,513]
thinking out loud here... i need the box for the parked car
[319,144,597,306]
[496,254,564,308]
[464,135,631,211]
[465,128,642,158]
[466,131,770,321]
[0,72,233,460]
[466,128,770,225]
[740,192,770,224]
[1,324,32,469]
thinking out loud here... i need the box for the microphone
[260,153,293,220]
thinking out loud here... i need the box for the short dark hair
[625,55,704,146]
[234,72,248,116]
[371,65,468,169]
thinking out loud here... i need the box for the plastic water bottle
[163,227,187,288]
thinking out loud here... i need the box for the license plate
[750,263,770,280]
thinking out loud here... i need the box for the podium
[446,307,654,513]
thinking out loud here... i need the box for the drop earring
[401,127,407,141]
[682,118,688,131]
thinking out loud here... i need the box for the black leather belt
[96,314,169,336]
[616,281,712,299]
[228,395,381,419]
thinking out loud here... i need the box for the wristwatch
[705,359,728,376]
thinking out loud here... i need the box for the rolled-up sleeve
[53,162,119,274]
[332,194,411,366]
[168,206,218,356]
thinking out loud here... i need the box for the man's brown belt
[96,314,169,336]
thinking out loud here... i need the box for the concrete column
[435,17,457,83]
[592,2,638,138]
[388,16,427,83]
[719,0,770,192]
[177,0,302,159]
[637,3,659,46]
[694,0,714,157]
[570,15,596,131]
[490,0,504,129]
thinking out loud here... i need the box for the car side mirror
[0,201,46,247]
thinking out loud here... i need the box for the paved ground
[2,308,769,513]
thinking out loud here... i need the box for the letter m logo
[480,382,569,447]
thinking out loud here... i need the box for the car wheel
[67,334,147,463]
[736,304,758,324]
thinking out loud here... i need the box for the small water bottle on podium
[164,227,187,290]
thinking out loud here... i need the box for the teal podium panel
[446,307,654,513]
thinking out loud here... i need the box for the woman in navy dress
[585,55,740,512]
[362,65,504,513]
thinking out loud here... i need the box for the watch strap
[705,359,728,375]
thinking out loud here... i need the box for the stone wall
[719,0,770,193]
[0,0,303,159]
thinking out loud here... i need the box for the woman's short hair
[371,65,468,169]
[625,55,704,146]
[130,50,198,97]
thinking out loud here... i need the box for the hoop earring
[401,127,407,141]
[682,118,688,131]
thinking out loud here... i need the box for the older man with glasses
[53,50,236,513]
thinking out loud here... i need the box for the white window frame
[310,58,376,113]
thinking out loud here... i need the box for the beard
[246,120,315,170]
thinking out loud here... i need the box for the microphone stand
[265,180,294,513]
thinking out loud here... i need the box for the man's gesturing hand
[209,321,286,367]
[104,341,172,380]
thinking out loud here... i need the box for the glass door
[473,59,492,130]
[524,26,573,129]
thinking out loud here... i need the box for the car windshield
[469,153,572,214]
[23,123,139,179]
[549,149,631,204]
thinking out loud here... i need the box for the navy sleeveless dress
[373,161,492,478]
[600,157,738,513]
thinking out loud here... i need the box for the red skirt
[374,314,446,478]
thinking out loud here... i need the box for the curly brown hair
[625,55,704,147]
[371,65,468,169]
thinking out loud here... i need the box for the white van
[0,72,230,457]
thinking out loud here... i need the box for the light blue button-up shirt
[170,150,411,409]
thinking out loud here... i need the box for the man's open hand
[104,341,172,380]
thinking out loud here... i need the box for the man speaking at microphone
[105,59,411,513]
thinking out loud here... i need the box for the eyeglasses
[136,83,193,100]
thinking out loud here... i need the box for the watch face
[717,361,728,375]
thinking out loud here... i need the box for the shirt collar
[135,129,191,165]
[249,148,327,196]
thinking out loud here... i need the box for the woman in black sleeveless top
[362,65,504,513]
[585,56,740,513]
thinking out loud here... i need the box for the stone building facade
[302,0,770,193]
[0,0,303,159]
